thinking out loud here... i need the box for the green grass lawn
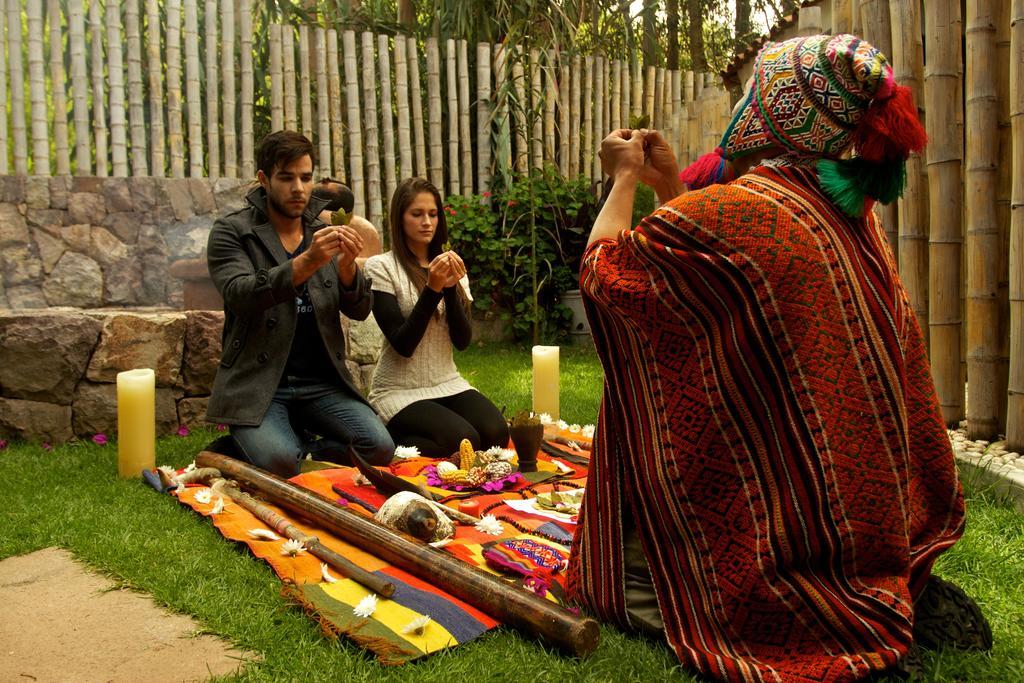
[1,342,1022,682]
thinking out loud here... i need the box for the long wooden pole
[425,36,444,192]
[583,57,594,185]
[238,0,253,178]
[145,0,166,176]
[476,42,492,195]
[315,28,331,178]
[327,29,345,183]
[298,25,313,141]
[204,0,219,177]
[458,39,474,190]
[7,0,27,174]
[166,0,184,177]
[395,35,414,182]
[493,42,512,182]
[569,54,581,179]
[221,0,237,177]
[26,0,49,175]
[558,53,569,177]
[107,0,128,176]
[925,1,964,424]
[0,3,8,174]
[48,0,70,176]
[88,0,107,177]
[125,0,147,175]
[966,0,1001,439]
[269,24,284,132]
[409,37,427,179]
[282,27,297,132]
[544,49,556,168]
[529,48,543,172]
[997,0,1012,433]
[511,48,527,175]
[195,452,600,657]
[379,33,397,205]
[69,0,89,175]
[361,32,383,228]
[183,0,203,176]
[1008,0,1024,449]
[342,30,365,216]
[445,38,461,196]
[593,56,604,181]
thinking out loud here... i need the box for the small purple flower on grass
[0,439,8,450]
[92,433,108,446]
[41,441,52,451]
[216,423,228,432]
[176,425,189,437]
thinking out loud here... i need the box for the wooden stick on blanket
[196,451,600,658]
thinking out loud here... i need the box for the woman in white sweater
[363,178,509,458]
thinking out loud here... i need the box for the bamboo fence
[1,5,1018,446]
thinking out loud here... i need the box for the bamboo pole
[184,0,203,176]
[361,32,383,227]
[631,60,642,121]
[644,65,656,121]
[238,0,253,178]
[88,0,107,177]
[315,28,331,178]
[107,0,129,176]
[833,0,854,33]
[395,35,414,182]
[145,0,165,175]
[68,0,89,174]
[925,1,964,424]
[610,60,622,132]
[682,70,694,167]
[299,25,312,141]
[409,37,427,179]
[511,48,527,175]
[1008,0,1024,449]
[670,70,682,162]
[529,48,543,172]
[558,54,570,177]
[445,38,460,196]
[654,67,665,128]
[379,34,397,204]
[426,36,444,192]
[476,42,492,194]
[6,0,27,175]
[603,58,611,142]
[269,25,283,132]
[327,29,345,182]
[570,55,581,178]
[221,0,236,177]
[621,59,631,129]
[593,56,604,181]
[342,31,365,216]
[583,56,594,185]
[125,0,146,175]
[27,0,49,175]
[458,39,473,190]
[166,0,184,177]
[204,0,219,177]
[283,27,297,132]
[48,0,70,175]
[493,42,512,182]
[544,49,556,167]
[965,0,1001,439]
[997,0,1012,432]
[0,4,7,174]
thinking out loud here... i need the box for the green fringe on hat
[817,157,908,217]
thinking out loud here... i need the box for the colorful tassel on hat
[679,147,735,190]
[851,79,928,162]
[817,157,908,217]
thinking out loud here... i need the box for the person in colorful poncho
[568,34,991,681]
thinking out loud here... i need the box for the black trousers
[386,389,510,458]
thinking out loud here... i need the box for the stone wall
[0,308,382,444]
[0,175,249,309]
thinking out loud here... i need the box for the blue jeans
[230,382,394,478]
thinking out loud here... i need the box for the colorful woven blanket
[172,433,589,664]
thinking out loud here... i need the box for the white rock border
[950,422,1024,513]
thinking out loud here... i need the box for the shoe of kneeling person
[913,575,993,651]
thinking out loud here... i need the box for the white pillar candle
[532,345,560,420]
[117,368,156,478]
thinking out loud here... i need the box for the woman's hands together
[427,250,467,291]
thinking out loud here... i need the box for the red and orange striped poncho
[568,162,964,682]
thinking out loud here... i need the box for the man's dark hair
[311,178,355,213]
[255,130,317,177]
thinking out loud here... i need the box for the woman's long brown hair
[388,177,470,314]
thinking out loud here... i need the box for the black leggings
[387,389,510,458]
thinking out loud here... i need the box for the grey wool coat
[205,186,372,426]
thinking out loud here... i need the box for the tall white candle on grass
[532,345,560,420]
[117,368,155,478]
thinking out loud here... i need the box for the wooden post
[965,0,1001,439]
[7,0,28,175]
[631,60,642,121]
[511,48,527,175]
[445,38,461,195]
[682,70,694,167]
[165,0,184,177]
[184,0,203,177]
[88,0,107,176]
[997,0,1012,432]
[315,28,331,178]
[221,0,236,177]
[583,56,594,185]
[833,0,854,33]
[425,36,444,192]
[125,0,146,175]
[530,48,543,172]
[610,60,622,132]
[654,67,665,128]
[48,0,71,175]
[570,55,581,178]
[107,0,129,176]
[493,42,512,182]
[395,35,414,182]
[476,42,492,194]
[299,25,313,141]
[361,32,383,227]
[145,0,165,175]
[327,29,345,182]
[342,31,365,216]
[238,0,253,178]
[1007,0,1024,449]
[283,27,297,132]
[621,59,631,129]
[379,33,397,205]
[204,0,219,177]
[670,70,682,161]
[269,24,284,132]
[544,48,556,167]
[409,37,427,179]
[458,39,473,190]
[925,1,964,424]
[558,53,570,177]
[68,0,90,175]
[644,65,655,121]
[603,58,611,145]
[593,56,604,181]
[26,0,49,175]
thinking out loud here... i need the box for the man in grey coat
[206,130,394,477]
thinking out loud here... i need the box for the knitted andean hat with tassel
[680,33,927,217]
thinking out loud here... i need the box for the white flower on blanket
[210,496,226,515]
[581,424,595,439]
[194,488,213,505]
[537,413,554,425]
[394,445,421,459]
[353,594,378,618]
[474,514,504,535]
[402,614,431,635]
[247,528,281,541]
[320,563,339,584]
[281,539,306,557]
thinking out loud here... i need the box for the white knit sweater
[364,252,474,422]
